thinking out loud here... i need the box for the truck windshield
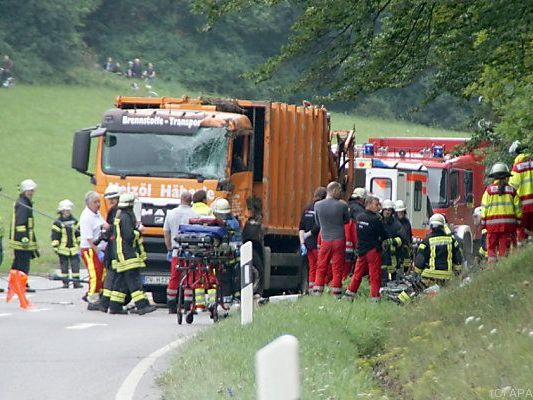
[101,127,228,179]
[427,168,448,207]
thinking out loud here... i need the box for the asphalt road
[0,274,211,400]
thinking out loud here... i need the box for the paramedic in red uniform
[313,182,350,296]
[344,195,387,301]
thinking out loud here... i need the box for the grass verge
[160,246,533,400]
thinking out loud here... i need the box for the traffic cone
[10,270,32,309]
[6,269,16,303]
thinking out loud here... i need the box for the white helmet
[473,206,483,217]
[118,193,136,208]
[352,187,367,199]
[509,140,521,155]
[20,179,37,193]
[429,213,446,228]
[104,183,121,199]
[212,198,231,215]
[382,199,396,210]
[57,199,74,212]
[395,200,406,212]
[488,162,511,179]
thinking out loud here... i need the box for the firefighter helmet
[508,140,522,155]
[57,199,74,212]
[212,198,231,215]
[104,183,121,199]
[395,200,406,212]
[488,162,511,179]
[19,179,37,193]
[118,193,136,208]
[352,187,367,199]
[429,213,446,228]
[382,199,395,210]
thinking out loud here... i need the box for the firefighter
[298,187,327,291]
[99,184,121,312]
[395,199,413,271]
[51,200,81,288]
[192,190,213,216]
[344,195,387,301]
[348,187,367,221]
[509,140,533,243]
[7,179,39,308]
[108,193,156,315]
[313,182,350,296]
[80,191,108,310]
[481,162,521,263]
[414,213,463,284]
[380,199,404,284]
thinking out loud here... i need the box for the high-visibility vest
[510,154,533,214]
[414,231,462,280]
[480,181,522,233]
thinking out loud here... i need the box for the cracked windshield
[102,127,228,179]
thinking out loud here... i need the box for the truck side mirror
[72,130,93,177]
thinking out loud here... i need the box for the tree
[194,0,532,147]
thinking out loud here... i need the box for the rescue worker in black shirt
[345,195,387,301]
[380,199,405,284]
[7,179,39,308]
[108,193,156,315]
[414,213,463,284]
[348,187,367,221]
[298,186,327,291]
[51,200,81,288]
[99,184,121,312]
[395,199,413,272]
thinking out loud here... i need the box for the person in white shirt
[79,191,108,310]
[164,191,199,313]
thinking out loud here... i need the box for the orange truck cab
[354,137,485,262]
[72,96,338,302]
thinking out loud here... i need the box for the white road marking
[0,313,12,317]
[115,337,188,400]
[27,307,51,312]
[65,323,108,330]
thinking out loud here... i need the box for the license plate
[143,275,170,285]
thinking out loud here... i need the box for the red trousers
[81,248,104,301]
[167,257,180,302]
[348,248,381,298]
[517,212,533,241]
[315,239,345,291]
[487,232,514,258]
[342,261,354,281]
[306,249,319,287]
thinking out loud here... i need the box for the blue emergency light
[433,145,444,158]
[364,143,375,156]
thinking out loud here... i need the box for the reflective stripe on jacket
[480,182,521,233]
[51,216,80,256]
[9,196,38,251]
[510,154,533,213]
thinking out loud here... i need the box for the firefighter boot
[134,299,157,315]
[167,299,177,314]
[108,300,128,315]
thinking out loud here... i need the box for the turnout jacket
[9,195,38,251]
[356,210,387,256]
[480,180,521,233]
[298,202,321,250]
[414,229,462,280]
[510,153,533,214]
[51,215,80,256]
[112,208,146,273]
[381,216,405,272]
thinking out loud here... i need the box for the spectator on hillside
[112,62,123,75]
[131,58,142,78]
[1,55,14,83]
[126,61,134,78]
[104,57,114,72]
[143,63,156,81]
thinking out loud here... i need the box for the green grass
[0,81,466,273]
[160,246,533,400]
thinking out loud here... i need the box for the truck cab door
[365,168,398,200]
[228,134,253,220]
[405,172,429,240]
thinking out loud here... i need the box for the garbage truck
[71,96,350,302]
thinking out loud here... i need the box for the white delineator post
[240,241,253,325]
[256,335,300,400]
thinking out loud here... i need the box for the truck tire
[252,249,264,296]
[151,289,167,305]
[462,233,473,267]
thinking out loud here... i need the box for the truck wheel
[252,249,264,296]
[151,289,167,305]
[462,233,473,267]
